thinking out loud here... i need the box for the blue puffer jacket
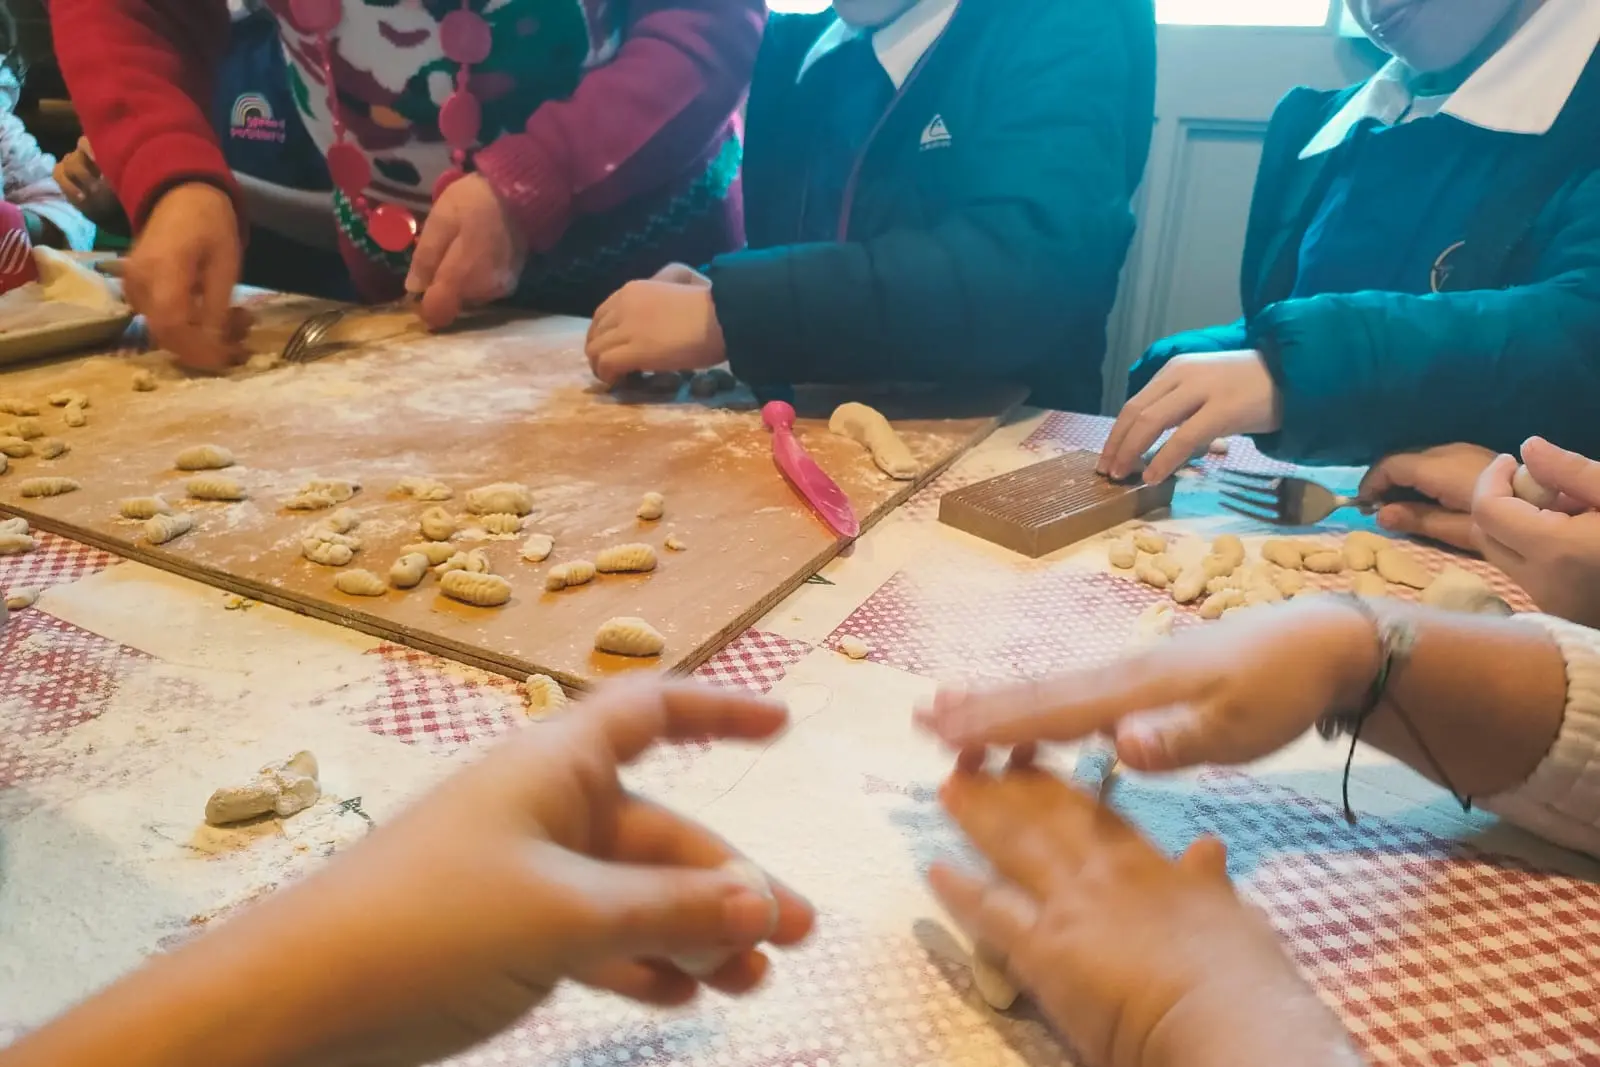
[1131,52,1600,464]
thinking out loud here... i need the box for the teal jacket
[708,0,1157,413]
[1132,55,1600,463]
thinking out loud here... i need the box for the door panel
[1100,26,1382,410]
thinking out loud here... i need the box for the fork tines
[1214,469,1286,524]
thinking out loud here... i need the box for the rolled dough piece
[669,858,778,977]
[1512,465,1561,510]
[204,750,320,826]
[828,402,917,480]
[1420,565,1513,616]
[971,951,1020,1011]
[838,635,872,660]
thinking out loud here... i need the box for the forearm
[1325,604,1567,797]
[1148,973,1364,1067]
[234,172,338,251]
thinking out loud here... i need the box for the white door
[1101,2,1385,408]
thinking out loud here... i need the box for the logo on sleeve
[231,93,287,144]
[919,114,952,151]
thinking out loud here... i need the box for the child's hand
[1358,442,1497,550]
[53,137,121,223]
[407,174,528,331]
[1101,351,1282,483]
[586,279,727,385]
[123,182,245,372]
[931,766,1358,1067]
[1474,440,1600,628]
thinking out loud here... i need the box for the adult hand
[198,682,814,1066]
[1100,351,1281,484]
[406,174,528,331]
[1358,442,1496,550]
[53,136,122,223]
[586,280,727,386]
[1473,438,1600,629]
[122,182,245,372]
[916,597,1378,773]
[931,766,1358,1067]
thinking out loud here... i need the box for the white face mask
[833,0,922,31]
[1351,0,1526,75]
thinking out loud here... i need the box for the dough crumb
[131,369,157,391]
[1207,438,1231,456]
[5,586,39,611]
[637,491,665,521]
[664,533,687,552]
[204,751,320,827]
[838,635,872,660]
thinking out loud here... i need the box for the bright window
[1155,0,1333,25]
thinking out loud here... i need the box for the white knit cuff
[1482,614,1600,858]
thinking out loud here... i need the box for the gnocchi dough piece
[306,529,362,551]
[1342,540,1376,572]
[187,476,247,501]
[465,482,533,516]
[1261,540,1304,570]
[545,560,596,590]
[1107,537,1138,570]
[144,511,194,545]
[828,402,918,480]
[636,491,665,521]
[523,674,569,716]
[1210,534,1246,571]
[1150,553,1183,582]
[324,508,359,534]
[1512,464,1561,510]
[1351,572,1389,598]
[971,951,1020,1011]
[0,516,26,536]
[62,402,88,428]
[131,369,157,392]
[419,506,457,541]
[664,534,687,552]
[334,568,387,596]
[1243,585,1283,608]
[19,476,80,498]
[1129,600,1177,650]
[302,538,354,567]
[1171,565,1207,605]
[174,444,235,471]
[1302,550,1345,575]
[838,635,872,660]
[0,436,32,458]
[285,478,360,511]
[1133,558,1170,590]
[0,533,35,555]
[1374,547,1432,590]
[47,390,88,408]
[0,453,7,474]
[478,513,524,535]
[595,616,666,657]
[388,552,430,589]
[440,569,513,607]
[1199,588,1245,620]
[520,533,554,562]
[204,751,321,826]
[285,490,338,511]
[1272,569,1307,598]
[596,542,658,573]
[401,541,458,566]
[669,859,778,977]
[35,438,68,459]
[435,549,491,576]
[0,397,38,416]
[397,476,453,501]
[3,417,44,440]
[5,586,39,610]
[1132,529,1167,555]
[1420,565,1511,616]
[1207,438,1231,456]
[1345,530,1391,553]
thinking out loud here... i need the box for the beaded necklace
[289,0,491,252]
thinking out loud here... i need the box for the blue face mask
[1352,0,1525,75]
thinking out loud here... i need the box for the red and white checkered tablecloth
[1,411,1595,1067]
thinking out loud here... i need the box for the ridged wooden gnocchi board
[0,296,1022,688]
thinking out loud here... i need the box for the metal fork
[280,298,417,364]
[1214,469,1435,526]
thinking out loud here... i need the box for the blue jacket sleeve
[1249,172,1600,464]
[1126,319,1250,394]
[708,1,1140,389]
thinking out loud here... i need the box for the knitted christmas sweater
[52,0,762,312]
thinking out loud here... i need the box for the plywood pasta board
[0,301,1022,687]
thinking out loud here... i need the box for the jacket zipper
[834,1,960,243]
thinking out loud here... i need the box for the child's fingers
[1520,436,1600,510]
[572,958,698,1007]
[418,242,471,331]
[1374,502,1475,551]
[407,211,460,295]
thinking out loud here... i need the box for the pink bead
[439,10,492,65]
[354,195,369,211]
[369,203,419,253]
[326,142,372,198]
[290,0,342,33]
[438,90,482,150]
[433,167,466,201]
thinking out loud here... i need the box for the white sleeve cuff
[1482,614,1600,858]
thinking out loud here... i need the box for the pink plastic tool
[762,400,860,539]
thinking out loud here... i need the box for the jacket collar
[797,0,959,90]
[1300,0,1600,159]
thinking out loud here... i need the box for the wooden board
[0,298,1021,687]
